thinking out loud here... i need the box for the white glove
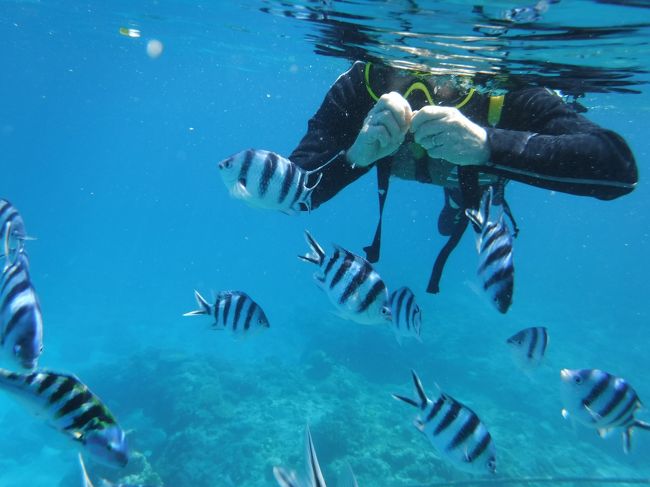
[346,92,412,168]
[411,106,489,166]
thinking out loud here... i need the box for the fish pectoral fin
[71,431,85,444]
[413,418,425,432]
[232,180,251,199]
[597,428,613,438]
[585,404,603,422]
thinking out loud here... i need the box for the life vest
[361,62,513,294]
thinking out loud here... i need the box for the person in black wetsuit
[288,61,638,293]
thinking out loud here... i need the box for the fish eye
[574,376,583,385]
[106,444,114,451]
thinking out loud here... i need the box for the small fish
[506,327,548,370]
[218,149,339,213]
[560,368,650,453]
[298,230,391,325]
[0,368,129,467]
[388,287,422,345]
[273,426,358,487]
[0,199,28,265]
[183,290,270,333]
[0,250,43,369]
[465,187,515,314]
[393,370,497,475]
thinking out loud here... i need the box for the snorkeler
[281,61,637,294]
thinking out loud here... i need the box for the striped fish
[183,290,270,333]
[465,186,514,314]
[0,250,43,369]
[393,370,497,475]
[388,287,422,345]
[0,368,129,467]
[218,149,339,213]
[560,368,650,453]
[299,230,391,325]
[273,426,358,487]
[0,199,28,265]
[80,453,153,487]
[506,326,548,370]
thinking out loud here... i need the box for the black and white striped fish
[393,370,497,474]
[388,287,422,345]
[299,230,391,325]
[218,149,339,213]
[79,453,152,487]
[0,250,43,369]
[506,327,548,370]
[273,426,358,487]
[0,199,28,265]
[560,368,650,453]
[0,368,129,467]
[183,290,270,334]
[465,187,514,314]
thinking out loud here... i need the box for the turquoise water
[2,1,650,486]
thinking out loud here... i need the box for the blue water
[2,1,650,486]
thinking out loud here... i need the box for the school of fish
[0,147,645,485]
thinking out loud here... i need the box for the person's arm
[289,61,375,209]
[485,88,637,200]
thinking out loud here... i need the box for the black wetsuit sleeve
[485,88,637,200]
[289,61,376,209]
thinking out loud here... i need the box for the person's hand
[346,92,412,168]
[411,106,489,166]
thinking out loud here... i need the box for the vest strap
[363,159,391,263]
[426,167,481,294]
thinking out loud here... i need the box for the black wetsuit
[288,61,638,292]
[290,61,637,204]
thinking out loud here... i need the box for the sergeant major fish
[1,250,43,369]
[393,370,497,475]
[388,287,422,345]
[0,368,129,467]
[506,326,548,370]
[465,186,514,314]
[560,368,650,453]
[218,149,341,213]
[299,230,391,325]
[183,290,270,333]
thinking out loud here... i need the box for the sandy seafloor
[1,1,650,486]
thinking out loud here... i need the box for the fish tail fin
[393,370,428,410]
[305,426,326,487]
[183,290,211,317]
[464,208,482,232]
[298,230,325,266]
[272,467,300,487]
[303,171,323,193]
[299,172,323,215]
